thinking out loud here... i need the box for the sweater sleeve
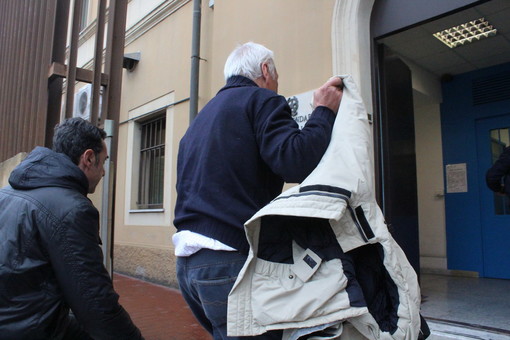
[253,95,336,183]
[486,147,510,193]
[43,202,144,340]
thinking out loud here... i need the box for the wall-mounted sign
[446,163,468,193]
[287,90,314,129]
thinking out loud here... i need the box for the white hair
[223,42,276,81]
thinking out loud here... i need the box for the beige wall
[408,60,448,272]
[114,1,195,285]
[414,98,448,271]
[208,0,335,98]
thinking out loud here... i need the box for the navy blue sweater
[174,76,336,253]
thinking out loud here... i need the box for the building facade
[1,0,509,287]
[111,0,374,286]
[109,0,510,286]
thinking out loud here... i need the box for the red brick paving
[113,273,212,340]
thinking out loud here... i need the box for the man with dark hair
[52,117,107,168]
[0,118,143,339]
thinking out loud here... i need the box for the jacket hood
[9,146,89,195]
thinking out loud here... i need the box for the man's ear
[254,63,273,89]
[79,149,96,170]
[260,62,270,80]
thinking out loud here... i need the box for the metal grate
[472,72,510,106]
[0,0,55,161]
[137,114,166,209]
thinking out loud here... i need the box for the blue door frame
[441,62,510,279]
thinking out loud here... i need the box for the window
[79,0,89,31]
[137,114,166,209]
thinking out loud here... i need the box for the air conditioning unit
[73,84,91,120]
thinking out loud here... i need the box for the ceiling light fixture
[433,18,497,48]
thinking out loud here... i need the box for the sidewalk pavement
[113,273,212,340]
[114,273,510,340]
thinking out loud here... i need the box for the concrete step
[428,320,510,340]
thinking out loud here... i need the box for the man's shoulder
[2,185,94,219]
[231,83,280,98]
[217,86,286,114]
[220,77,281,100]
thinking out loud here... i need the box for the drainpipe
[189,0,202,122]
[101,119,114,275]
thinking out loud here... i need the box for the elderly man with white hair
[173,42,343,340]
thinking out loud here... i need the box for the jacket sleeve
[253,95,336,183]
[486,147,510,194]
[43,201,143,340]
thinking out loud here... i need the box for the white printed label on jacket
[291,242,322,282]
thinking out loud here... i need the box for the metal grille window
[137,115,166,209]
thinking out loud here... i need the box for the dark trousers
[176,249,282,340]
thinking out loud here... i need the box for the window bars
[137,115,166,209]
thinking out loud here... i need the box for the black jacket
[486,146,510,196]
[0,147,142,340]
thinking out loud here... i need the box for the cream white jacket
[227,76,424,340]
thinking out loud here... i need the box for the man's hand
[313,76,344,114]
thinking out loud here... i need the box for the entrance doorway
[373,0,510,278]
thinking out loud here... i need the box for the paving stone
[114,273,212,340]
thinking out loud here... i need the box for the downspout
[189,0,202,122]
